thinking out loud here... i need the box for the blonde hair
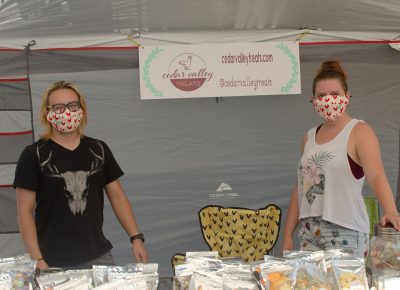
[312,60,348,95]
[40,81,88,139]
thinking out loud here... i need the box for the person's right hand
[132,240,148,263]
[281,236,294,254]
[36,259,49,270]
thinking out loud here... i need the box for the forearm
[110,194,141,236]
[18,211,43,260]
[368,173,398,216]
[284,187,300,238]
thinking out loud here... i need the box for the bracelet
[37,258,44,262]
[129,233,145,243]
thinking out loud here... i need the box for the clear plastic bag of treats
[1,265,36,290]
[188,270,223,290]
[174,264,193,290]
[92,266,109,287]
[108,266,152,289]
[283,250,327,274]
[92,276,147,290]
[175,257,222,290]
[293,265,332,290]
[184,257,222,271]
[263,255,286,263]
[185,252,219,261]
[0,254,36,290]
[324,249,353,272]
[222,278,258,290]
[283,250,332,290]
[125,263,159,290]
[218,261,252,276]
[253,260,295,290]
[36,271,72,289]
[92,264,158,290]
[323,249,354,285]
[332,257,369,290]
[36,270,93,290]
[51,275,91,290]
[220,263,257,290]
[222,273,258,290]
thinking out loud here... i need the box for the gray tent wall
[0,48,33,257]
[0,43,399,276]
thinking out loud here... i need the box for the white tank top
[297,119,370,233]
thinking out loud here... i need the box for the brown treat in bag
[294,268,332,290]
[332,257,368,290]
[268,272,292,290]
[338,272,365,290]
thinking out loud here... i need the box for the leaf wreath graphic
[276,43,299,93]
[142,47,164,97]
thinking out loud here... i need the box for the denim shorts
[298,217,369,258]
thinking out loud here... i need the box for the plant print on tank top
[298,151,334,205]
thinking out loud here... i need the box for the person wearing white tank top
[281,60,400,258]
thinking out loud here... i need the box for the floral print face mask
[313,95,349,121]
[46,108,84,133]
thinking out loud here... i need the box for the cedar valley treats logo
[163,53,213,91]
[209,182,240,199]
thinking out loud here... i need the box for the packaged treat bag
[51,275,91,290]
[92,277,147,290]
[222,277,258,290]
[332,257,369,290]
[92,264,158,290]
[0,254,36,290]
[36,272,72,289]
[125,263,159,290]
[220,263,257,290]
[36,270,93,290]
[175,257,222,290]
[93,266,109,287]
[283,250,327,274]
[324,249,354,272]
[186,251,219,261]
[253,261,295,290]
[188,270,222,290]
[294,267,332,290]
[283,250,333,290]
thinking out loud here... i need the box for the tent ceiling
[1,0,400,40]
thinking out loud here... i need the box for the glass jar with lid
[369,223,400,284]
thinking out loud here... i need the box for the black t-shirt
[13,136,124,267]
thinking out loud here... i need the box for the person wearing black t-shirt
[14,81,148,269]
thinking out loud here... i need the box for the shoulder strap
[307,125,319,145]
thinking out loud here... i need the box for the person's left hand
[381,214,400,231]
[131,240,148,263]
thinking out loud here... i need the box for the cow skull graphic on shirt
[38,141,104,215]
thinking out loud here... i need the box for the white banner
[139,42,301,99]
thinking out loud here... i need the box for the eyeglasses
[47,101,81,114]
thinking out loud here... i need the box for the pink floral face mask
[313,95,349,121]
[46,108,84,133]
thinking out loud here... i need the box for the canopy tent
[1,0,400,49]
[1,0,399,277]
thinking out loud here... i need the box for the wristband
[130,233,145,243]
